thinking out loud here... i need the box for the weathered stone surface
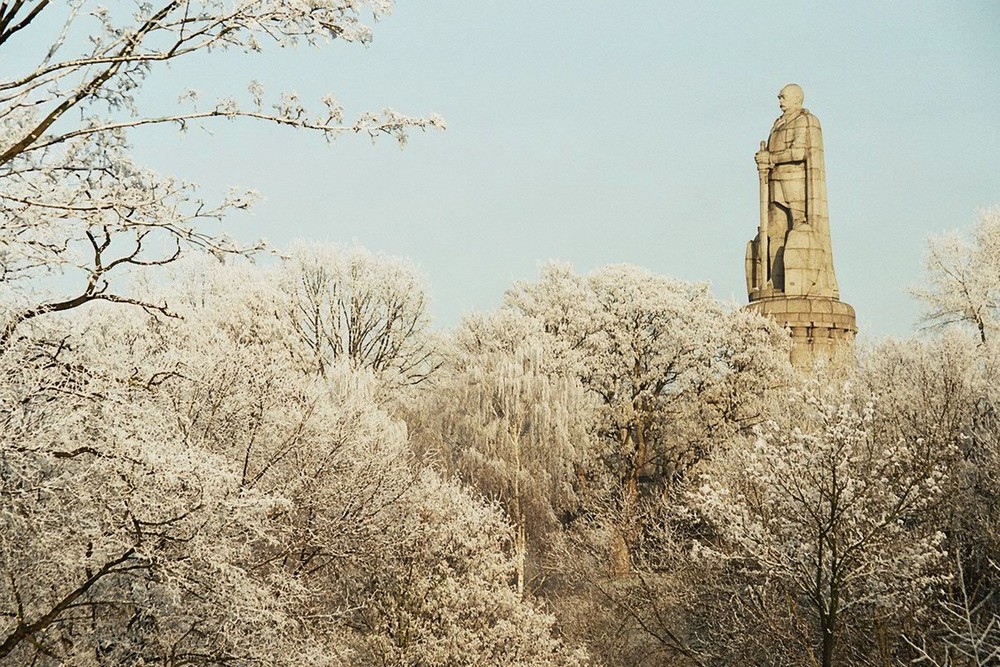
[742,86,857,368]
[746,84,839,300]
[747,296,857,366]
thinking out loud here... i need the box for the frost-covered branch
[0,0,443,350]
[0,548,141,660]
[915,209,1000,344]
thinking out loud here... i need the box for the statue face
[778,85,803,113]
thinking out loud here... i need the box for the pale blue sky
[56,2,1000,336]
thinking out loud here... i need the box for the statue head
[778,84,804,113]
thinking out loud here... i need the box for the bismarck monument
[745,84,856,366]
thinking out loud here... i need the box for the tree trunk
[514,516,526,597]
[821,604,837,667]
[610,530,631,578]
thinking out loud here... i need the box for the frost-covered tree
[279,243,437,388]
[694,384,951,667]
[413,309,595,595]
[492,262,789,666]
[0,0,442,349]
[506,262,790,571]
[507,262,720,494]
[344,472,589,667]
[915,208,1000,344]
[74,256,427,570]
[858,333,981,450]
[0,337,323,664]
[905,210,1000,649]
[857,331,1000,662]
[27,256,587,664]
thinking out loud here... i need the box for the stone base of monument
[747,296,857,367]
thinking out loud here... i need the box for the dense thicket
[8,239,998,666]
[2,250,595,665]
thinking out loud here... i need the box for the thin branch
[0,0,50,46]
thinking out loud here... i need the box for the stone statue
[742,84,856,367]
[746,83,839,299]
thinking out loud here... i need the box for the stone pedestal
[747,296,857,367]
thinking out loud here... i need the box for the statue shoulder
[799,108,822,129]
